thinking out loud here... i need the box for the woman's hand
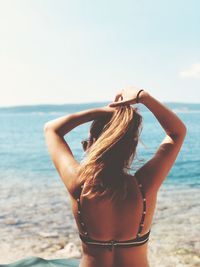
[108,86,146,107]
[101,105,117,115]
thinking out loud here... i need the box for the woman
[43,87,187,267]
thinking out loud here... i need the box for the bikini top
[76,175,151,251]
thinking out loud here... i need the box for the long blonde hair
[78,105,143,202]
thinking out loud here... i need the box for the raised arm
[140,90,187,138]
[137,90,187,191]
[109,87,187,192]
[44,105,114,194]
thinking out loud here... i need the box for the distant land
[0,102,200,114]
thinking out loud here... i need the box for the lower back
[79,242,150,267]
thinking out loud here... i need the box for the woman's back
[44,87,187,267]
[70,174,157,267]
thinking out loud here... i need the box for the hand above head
[108,86,146,107]
[101,105,117,115]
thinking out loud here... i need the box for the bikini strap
[134,174,147,238]
[76,184,89,237]
[77,179,147,240]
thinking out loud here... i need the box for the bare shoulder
[127,171,155,196]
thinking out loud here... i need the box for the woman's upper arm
[136,131,187,192]
[44,125,80,193]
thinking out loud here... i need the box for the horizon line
[0,99,200,109]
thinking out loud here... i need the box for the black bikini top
[76,175,151,251]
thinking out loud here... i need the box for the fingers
[114,93,123,102]
[109,102,121,107]
[108,100,130,107]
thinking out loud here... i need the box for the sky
[0,0,200,107]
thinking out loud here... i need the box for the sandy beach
[0,178,199,267]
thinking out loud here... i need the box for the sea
[0,102,199,267]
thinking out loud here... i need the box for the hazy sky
[0,0,200,107]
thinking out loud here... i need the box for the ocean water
[0,102,199,186]
[0,102,200,266]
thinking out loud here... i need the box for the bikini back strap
[134,174,147,238]
[76,184,89,237]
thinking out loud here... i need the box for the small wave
[0,112,66,116]
[28,112,65,116]
[172,108,200,113]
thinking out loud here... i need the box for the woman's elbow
[43,122,53,132]
[177,123,187,141]
[181,123,187,137]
